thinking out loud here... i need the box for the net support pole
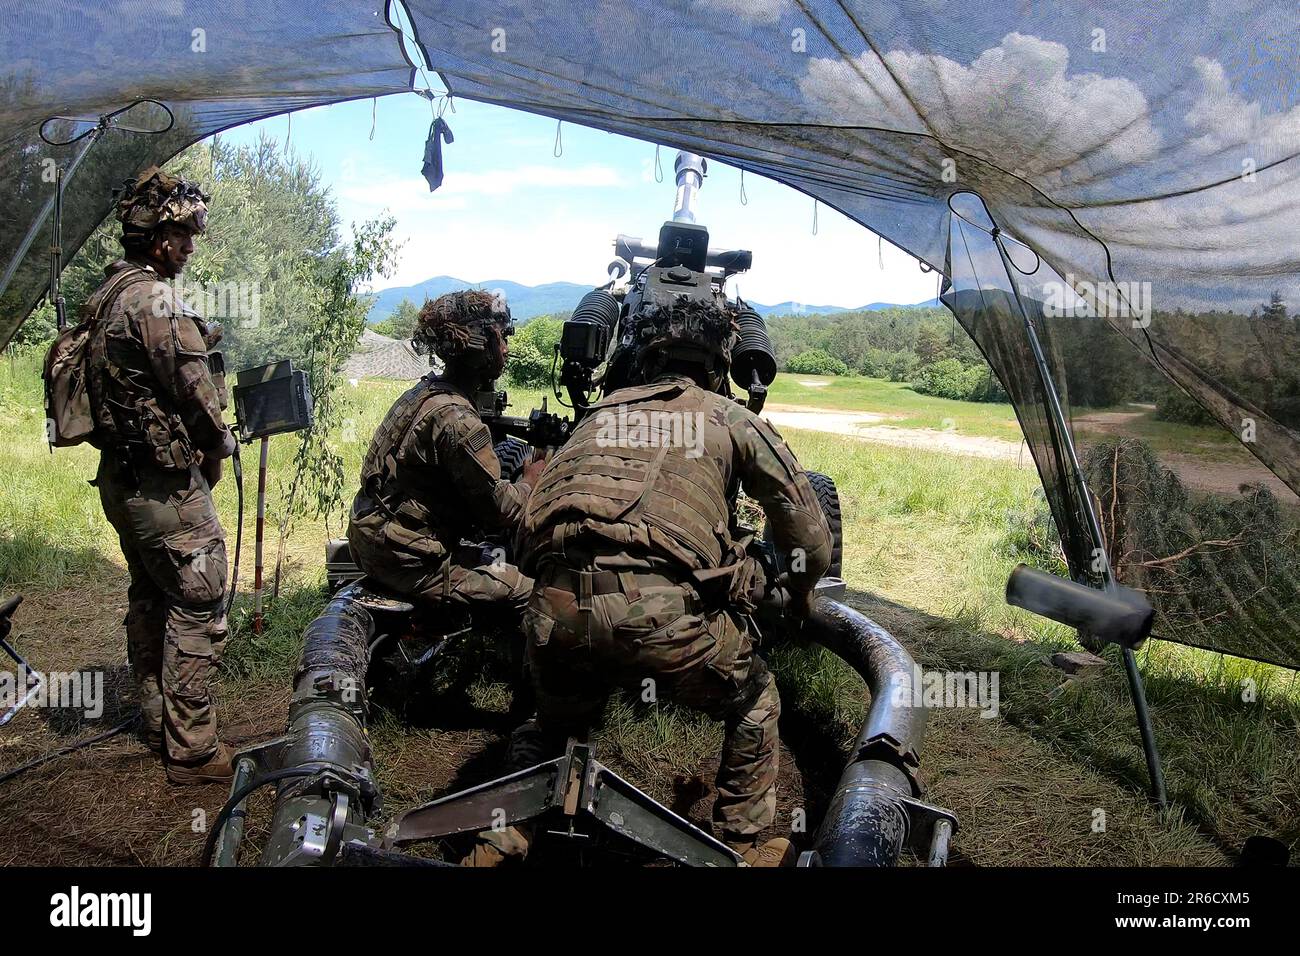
[987,222,1168,811]
[252,436,269,635]
[0,128,100,304]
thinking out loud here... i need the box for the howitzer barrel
[672,151,706,223]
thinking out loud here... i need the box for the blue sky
[221,94,939,307]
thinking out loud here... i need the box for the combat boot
[459,825,532,866]
[737,837,796,867]
[166,742,236,786]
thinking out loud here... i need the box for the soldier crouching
[464,298,833,867]
[85,167,237,785]
[346,291,545,625]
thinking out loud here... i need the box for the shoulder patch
[466,424,491,453]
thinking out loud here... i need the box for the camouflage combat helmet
[413,290,513,367]
[632,296,735,382]
[115,165,210,244]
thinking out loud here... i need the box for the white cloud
[1184,56,1300,159]
[798,32,1162,193]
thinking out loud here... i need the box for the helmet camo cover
[115,165,210,238]
[413,289,512,361]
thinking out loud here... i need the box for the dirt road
[764,403,1297,500]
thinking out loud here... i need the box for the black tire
[806,471,843,578]
[759,471,844,579]
[494,438,530,482]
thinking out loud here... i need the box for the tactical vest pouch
[42,267,149,448]
[382,519,448,563]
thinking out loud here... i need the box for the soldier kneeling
[347,291,544,629]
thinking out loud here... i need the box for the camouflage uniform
[87,259,235,763]
[347,374,533,618]
[510,373,833,844]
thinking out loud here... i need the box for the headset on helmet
[114,166,209,246]
[413,289,514,365]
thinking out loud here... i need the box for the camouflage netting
[3,1,1299,664]
[343,328,432,381]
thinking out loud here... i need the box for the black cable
[0,714,139,786]
[225,435,244,617]
[200,767,319,867]
[39,98,175,146]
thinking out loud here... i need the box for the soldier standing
[347,291,544,620]
[85,167,237,785]
[468,299,833,867]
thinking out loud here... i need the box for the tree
[506,315,563,387]
[272,212,401,597]
[787,348,849,376]
[1262,290,1288,321]
[372,298,420,340]
[914,324,947,363]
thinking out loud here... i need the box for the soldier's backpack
[42,266,152,448]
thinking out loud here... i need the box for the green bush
[1154,384,1215,426]
[859,347,918,380]
[786,348,849,376]
[506,316,563,387]
[911,358,1007,402]
[887,350,918,382]
[911,358,968,399]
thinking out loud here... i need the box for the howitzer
[555,151,778,417]
[220,151,953,868]
[480,151,780,441]
[476,388,572,449]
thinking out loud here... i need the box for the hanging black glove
[422,117,454,192]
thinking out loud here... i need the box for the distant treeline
[767,295,1298,419]
[378,296,1297,421]
[766,306,1007,402]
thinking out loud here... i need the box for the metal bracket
[277,797,380,867]
[212,737,379,867]
[388,739,742,867]
[0,638,43,727]
[0,596,42,727]
[897,795,958,866]
[795,794,957,867]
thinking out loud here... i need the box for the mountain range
[366,275,935,322]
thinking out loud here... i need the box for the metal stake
[988,220,1168,809]
[252,436,269,634]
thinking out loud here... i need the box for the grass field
[1,353,1296,866]
[767,373,1024,440]
[767,372,1246,462]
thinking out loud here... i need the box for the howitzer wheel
[807,471,843,577]
[494,438,530,483]
[762,470,843,578]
